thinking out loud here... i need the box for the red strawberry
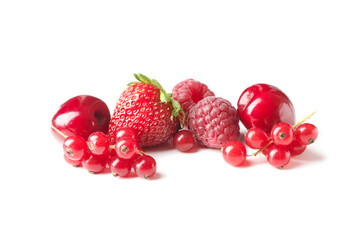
[108,74,184,147]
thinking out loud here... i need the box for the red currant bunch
[243,112,318,169]
[55,125,157,179]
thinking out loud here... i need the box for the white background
[1,0,361,239]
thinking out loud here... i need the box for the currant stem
[51,124,68,138]
[248,111,316,157]
[292,111,316,130]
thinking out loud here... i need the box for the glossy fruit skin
[52,95,110,140]
[222,141,247,166]
[188,96,241,148]
[288,137,307,156]
[110,156,133,177]
[267,145,291,168]
[63,154,82,167]
[82,154,106,173]
[133,155,157,179]
[237,84,295,133]
[63,135,88,161]
[87,132,110,156]
[115,138,138,159]
[262,143,275,156]
[173,130,195,152]
[271,122,294,146]
[245,127,269,149]
[108,82,178,147]
[295,123,318,145]
[115,127,138,142]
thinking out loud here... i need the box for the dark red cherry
[52,95,110,140]
[237,84,295,133]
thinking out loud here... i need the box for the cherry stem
[247,111,316,157]
[51,124,68,138]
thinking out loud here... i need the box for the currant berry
[288,137,307,156]
[106,148,118,167]
[82,154,106,173]
[173,130,195,152]
[267,145,291,169]
[222,141,247,166]
[115,138,138,159]
[133,155,157,179]
[63,154,82,167]
[262,143,275,156]
[271,122,294,146]
[245,127,269,149]
[115,127,137,142]
[87,132,110,156]
[295,123,318,145]
[110,156,133,177]
[63,135,88,161]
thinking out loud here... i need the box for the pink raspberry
[172,79,215,117]
[188,96,240,148]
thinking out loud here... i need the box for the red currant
[262,143,275,156]
[133,155,157,179]
[110,156,133,177]
[63,135,88,161]
[82,154,106,173]
[173,130,195,152]
[267,145,291,169]
[116,127,137,142]
[288,137,307,156]
[295,123,318,145]
[245,127,269,149]
[63,154,82,167]
[271,122,294,146]
[222,141,247,166]
[106,148,118,167]
[87,132,110,156]
[115,138,138,159]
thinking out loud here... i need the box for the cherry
[110,156,133,177]
[87,132,110,156]
[271,122,294,146]
[295,123,318,145]
[133,155,157,179]
[222,141,247,166]
[63,154,82,167]
[115,138,138,159]
[63,135,88,161]
[288,137,307,156]
[237,84,295,133]
[115,127,138,142]
[52,95,110,140]
[245,127,269,149]
[267,145,291,169]
[82,154,106,173]
[173,130,195,152]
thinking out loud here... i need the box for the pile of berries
[52,73,320,178]
[61,127,157,179]
[221,115,319,169]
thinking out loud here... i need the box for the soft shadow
[148,172,163,180]
[283,149,325,170]
[237,157,266,168]
[142,140,174,153]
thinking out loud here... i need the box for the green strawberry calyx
[128,73,185,124]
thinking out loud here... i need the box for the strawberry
[108,74,184,147]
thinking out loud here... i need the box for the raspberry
[172,79,215,117]
[188,96,240,148]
